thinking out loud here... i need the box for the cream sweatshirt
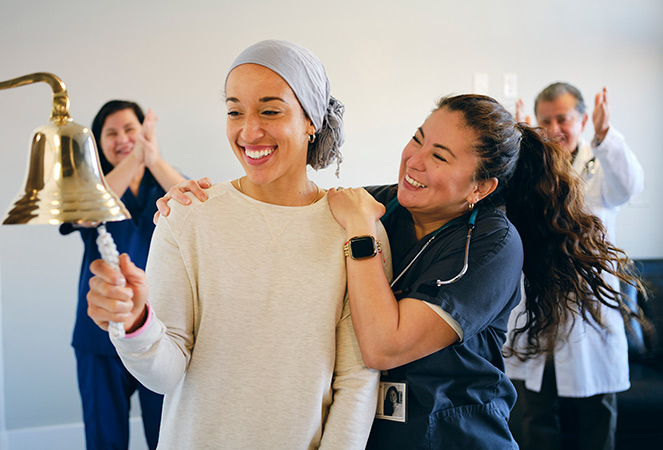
[112,181,391,449]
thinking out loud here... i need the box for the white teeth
[245,148,275,159]
[405,174,426,188]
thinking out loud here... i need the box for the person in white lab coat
[506,82,645,450]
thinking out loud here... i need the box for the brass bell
[1,73,130,225]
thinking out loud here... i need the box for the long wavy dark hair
[436,94,645,360]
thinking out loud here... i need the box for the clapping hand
[515,98,532,126]
[592,86,610,143]
[137,109,161,167]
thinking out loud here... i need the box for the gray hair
[226,40,344,175]
[534,82,586,116]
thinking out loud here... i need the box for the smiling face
[225,64,315,189]
[388,388,398,404]
[535,92,588,154]
[99,108,142,167]
[398,108,486,231]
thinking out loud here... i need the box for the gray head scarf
[226,39,345,175]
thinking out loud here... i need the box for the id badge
[376,381,406,422]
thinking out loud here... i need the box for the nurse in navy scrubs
[60,100,185,450]
[325,94,637,449]
[157,94,638,449]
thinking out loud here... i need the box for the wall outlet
[503,73,518,98]
[473,72,489,95]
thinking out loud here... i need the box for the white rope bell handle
[96,224,126,338]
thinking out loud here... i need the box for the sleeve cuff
[592,126,620,150]
[124,302,154,339]
[423,301,464,341]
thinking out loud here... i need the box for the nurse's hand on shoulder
[87,254,149,334]
[328,187,385,233]
[153,177,212,223]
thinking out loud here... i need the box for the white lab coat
[505,127,645,397]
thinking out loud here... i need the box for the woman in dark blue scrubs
[60,100,185,450]
[156,94,638,449]
[327,94,637,449]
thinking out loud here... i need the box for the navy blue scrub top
[365,185,523,450]
[60,172,166,356]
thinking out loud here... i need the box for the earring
[469,202,475,211]
[308,134,316,144]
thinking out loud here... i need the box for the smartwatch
[343,235,382,260]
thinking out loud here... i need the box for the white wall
[1,0,662,444]
[1,255,7,448]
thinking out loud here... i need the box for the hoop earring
[469,202,475,211]
[308,134,316,144]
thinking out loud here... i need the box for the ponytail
[434,94,646,360]
[504,125,645,359]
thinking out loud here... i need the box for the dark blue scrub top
[366,185,523,450]
[60,172,166,356]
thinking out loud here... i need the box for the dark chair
[615,259,663,449]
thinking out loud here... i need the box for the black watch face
[350,236,376,259]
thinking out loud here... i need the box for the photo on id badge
[376,381,406,422]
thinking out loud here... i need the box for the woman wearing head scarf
[85,40,389,449]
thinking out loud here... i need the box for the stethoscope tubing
[382,197,477,289]
[436,223,474,286]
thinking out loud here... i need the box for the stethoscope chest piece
[581,157,597,179]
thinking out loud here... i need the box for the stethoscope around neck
[381,197,479,289]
